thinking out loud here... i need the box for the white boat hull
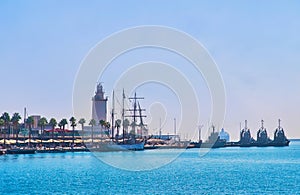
[89,141,144,152]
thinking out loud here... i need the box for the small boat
[144,145,159,150]
[36,149,66,153]
[187,126,203,149]
[6,149,36,154]
[156,143,189,149]
[187,141,202,149]
[71,148,89,152]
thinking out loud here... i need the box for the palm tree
[123,118,130,136]
[49,118,57,139]
[89,119,96,143]
[99,120,105,138]
[115,119,121,141]
[105,122,111,137]
[78,118,86,137]
[130,121,136,135]
[0,119,5,145]
[26,116,34,148]
[38,117,48,144]
[59,119,68,145]
[1,112,10,140]
[78,118,86,130]
[11,112,21,140]
[58,121,62,137]
[69,117,76,148]
[60,119,68,130]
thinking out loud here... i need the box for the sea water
[1,141,300,194]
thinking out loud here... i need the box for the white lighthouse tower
[92,83,107,122]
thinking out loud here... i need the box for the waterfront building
[136,126,148,137]
[31,115,41,129]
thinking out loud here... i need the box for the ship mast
[122,89,125,143]
[278,119,281,129]
[127,92,145,137]
[138,102,146,137]
[261,119,264,129]
[111,90,115,140]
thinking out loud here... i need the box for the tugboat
[239,120,255,147]
[270,119,290,146]
[256,120,271,147]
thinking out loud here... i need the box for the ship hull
[36,149,66,153]
[89,141,144,152]
[201,140,226,148]
[6,149,36,154]
[225,140,290,147]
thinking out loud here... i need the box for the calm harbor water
[1,141,300,194]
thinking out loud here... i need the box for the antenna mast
[122,89,125,142]
[198,125,203,143]
[159,118,162,139]
[174,118,176,136]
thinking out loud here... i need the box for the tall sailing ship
[112,90,146,150]
[88,84,145,151]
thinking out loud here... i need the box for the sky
[0,0,300,140]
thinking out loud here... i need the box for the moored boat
[228,119,290,148]
[269,119,290,146]
[36,149,66,153]
[6,148,36,154]
[201,125,226,148]
[239,120,255,147]
[89,140,145,152]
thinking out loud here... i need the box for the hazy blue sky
[0,0,299,140]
